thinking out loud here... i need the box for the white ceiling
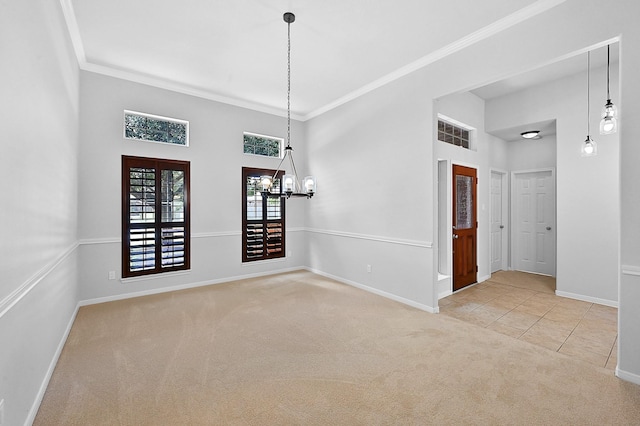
[471,43,618,141]
[63,0,570,120]
[471,43,619,100]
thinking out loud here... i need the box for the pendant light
[582,51,597,156]
[261,12,316,199]
[599,44,618,135]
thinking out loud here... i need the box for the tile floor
[439,271,618,370]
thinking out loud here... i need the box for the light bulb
[283,174,295,192]
[601,117,616,134]
[599,100,618,135]
[260,176,272,191]
[303,176,315,193]
[581,136,597,156]
[584,144,594,154]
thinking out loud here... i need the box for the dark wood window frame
[122,155,190,278]
[242,167,285,263]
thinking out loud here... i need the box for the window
[243,132,282,158]
[122,156,190,278]
[438,119,470,149]
[242,167,285,262]
[124,110,189,146]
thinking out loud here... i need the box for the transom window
[124,110,189,146]
[122,156,190,278]
[242,167,285,262]
[243,132,282,158]
[438,119,470,149]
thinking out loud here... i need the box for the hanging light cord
[269,13,300,193]
[285,16,300,187]
[587,51,591,137]
[287,18,291,149]
[606,45,611,101]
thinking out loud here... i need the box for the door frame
[490,168,509,273]
[510,167,557,276]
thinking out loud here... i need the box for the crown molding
[59,0,565,122]
[59,0,86,63]
[302,0,567,120]
[80,62,302,120]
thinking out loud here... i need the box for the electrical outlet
[108,271,116,280]
[0,398,5,425]
[367,264,372,273]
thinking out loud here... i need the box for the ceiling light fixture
[599,44,618,135]
[582,51,597,157]
[261,12,316,198]
[520,130,540,139]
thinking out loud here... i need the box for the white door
[490,171,506,273]
[512,170,556,276]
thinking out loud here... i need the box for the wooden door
[512,170,556,276]
[453,165,477,291]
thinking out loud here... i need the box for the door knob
[453,234,459,239]
[546,226,552,230]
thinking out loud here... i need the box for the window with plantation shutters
[242,167,285,262]
[122,156,190,278]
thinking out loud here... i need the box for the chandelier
[261,12,316,199]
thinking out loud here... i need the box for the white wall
[0,0,80,424]
[507,135,556,171]
[489,135,509,172]
[485,62,619,305]
[617,6,640,384]
[78,72,309,303]
[5,5,640,424]
[305,72,436,310]
[306,0,640,383]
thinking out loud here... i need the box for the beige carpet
[35,271,640,425]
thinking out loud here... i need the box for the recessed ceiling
[471,43,619,101]
[490,120,557,143]
[470,43,618,142]
[63,0,565,120]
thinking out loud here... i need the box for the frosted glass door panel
[456,175,473,229]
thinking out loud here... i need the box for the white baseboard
[616,366,640,386]
[555,291,618,308]
[306,267,438,314]
[27,303,80,426]
[79,267,306,306]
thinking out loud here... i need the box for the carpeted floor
[34,270,640,425]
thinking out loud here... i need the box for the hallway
[439,271,618,370]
